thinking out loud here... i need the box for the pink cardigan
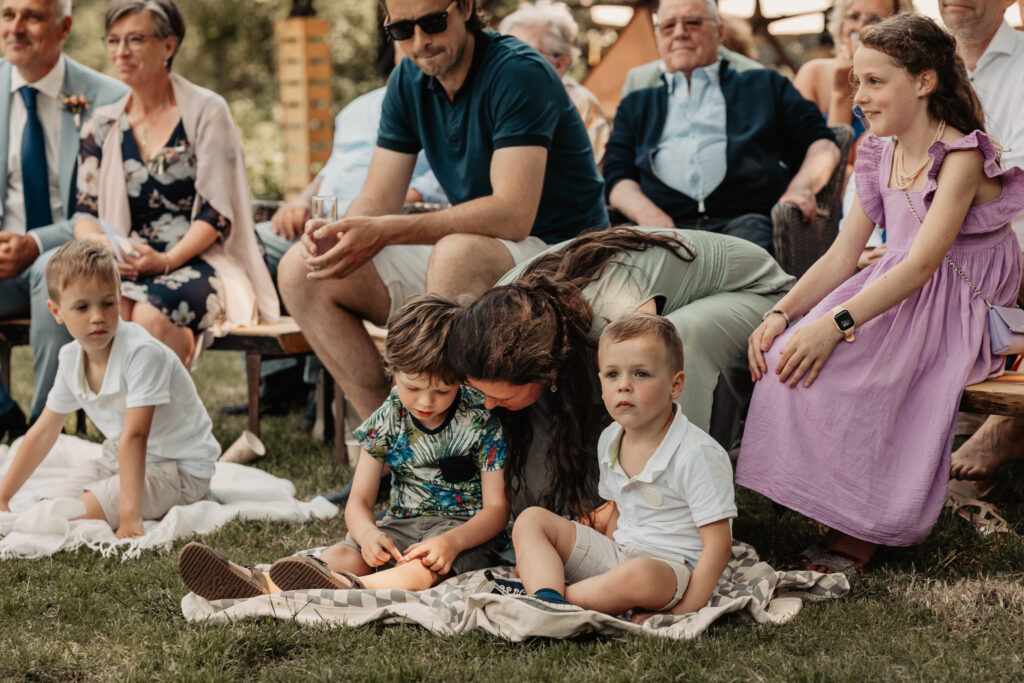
[90,74,279,359]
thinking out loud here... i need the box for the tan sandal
[944,494,1015,537]
[178,542,271,600]
[269,555,365,591]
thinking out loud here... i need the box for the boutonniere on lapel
[148,140,189,176]
[61,91,89,130]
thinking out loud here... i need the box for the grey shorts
[86,441,211,529]
[340,515,506,575]
[372,236,548,316]
[565,522,692,612]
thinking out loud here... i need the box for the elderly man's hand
[271,203,311,241]
[777,187,817,223]
[0,232,40,280]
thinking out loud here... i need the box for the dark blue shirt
[378,31,608,243]
[604,61,835,223]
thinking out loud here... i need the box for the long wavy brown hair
[859,15,987,138]
[446,227,696,518]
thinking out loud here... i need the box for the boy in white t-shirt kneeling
[0,241,219,538]
[512,312,736,618]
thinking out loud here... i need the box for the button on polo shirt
[378,31,608,243]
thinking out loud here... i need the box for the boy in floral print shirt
[178,294,509,599]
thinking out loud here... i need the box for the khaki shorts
[373,236,549,316]
[565,522,692,612]
[86,440,211,529]
[340,514,506,575]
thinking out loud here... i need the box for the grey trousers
[0,247,71,417]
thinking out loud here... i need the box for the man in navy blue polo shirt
[278,0,607,420]
[604,0,840,252]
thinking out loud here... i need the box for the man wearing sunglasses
[0,0,125,440]
[277,0,607,422]
[604,0,839,252]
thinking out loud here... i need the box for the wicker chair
[771,124,857,278]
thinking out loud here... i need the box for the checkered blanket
[181,541,849,640]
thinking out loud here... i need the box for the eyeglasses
[844,11,885,25]
[103,33,160,52]
[655,15,715,37]
[383,2,457,41]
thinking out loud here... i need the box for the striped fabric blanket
[181,541,849,640]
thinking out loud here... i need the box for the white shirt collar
[72,319,130,399]
[600,407,688,484]
[10,53,66,100]
[983,20,1019,59]
[664,59,721,95]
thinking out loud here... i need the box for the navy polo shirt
[378,31,608,243]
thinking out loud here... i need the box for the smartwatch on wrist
[830,306,855,342]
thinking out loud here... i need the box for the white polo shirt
[598,408,736,566]
[46,320,218,478]
[969,21,1024,246]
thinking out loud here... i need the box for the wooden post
[276,16,332,200]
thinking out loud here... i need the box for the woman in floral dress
[73,0,276,364]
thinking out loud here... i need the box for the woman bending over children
[179,294,509,599]
[736,15,1023,575]
[0,242,219,537]
[513,314,735,618]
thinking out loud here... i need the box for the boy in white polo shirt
[512,312,735,617]
[0,241,218,538]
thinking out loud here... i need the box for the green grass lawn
[3,347,1024,681]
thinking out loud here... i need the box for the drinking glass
[310,195,338,256]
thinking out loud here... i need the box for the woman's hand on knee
[775,317,842,387]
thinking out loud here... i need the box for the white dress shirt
[969,21,1024,246]
[4,54,66,238]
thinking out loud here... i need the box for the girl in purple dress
[735,15,1024,575]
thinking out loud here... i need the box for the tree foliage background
[63,0,540,200]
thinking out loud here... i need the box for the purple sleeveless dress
[735,131,1024,546]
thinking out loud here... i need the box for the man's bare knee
[426,234,514,297]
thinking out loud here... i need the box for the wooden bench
[960,371,1024,417]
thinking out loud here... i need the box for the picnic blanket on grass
[181,541,849,640]
[0,434,337,560]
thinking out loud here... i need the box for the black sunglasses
[383,2,457,41]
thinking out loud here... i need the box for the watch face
[834,310,855,331]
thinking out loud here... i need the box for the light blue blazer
[0,56,127,252]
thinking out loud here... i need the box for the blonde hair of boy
[383,293,462,385]
[45,241,121,302]
[600,312,685,373]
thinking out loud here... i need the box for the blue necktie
[19,85,53,230]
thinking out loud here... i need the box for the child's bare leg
[73,492,109,521]
[360,559,438,591]
[564,557,677,615]
[512,506,578,595]
[319,542,437,591]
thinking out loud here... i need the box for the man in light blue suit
[0,0,126,440]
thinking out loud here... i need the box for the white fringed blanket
[0,434,337,560]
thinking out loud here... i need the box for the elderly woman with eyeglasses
[72,0,277,365]
[794,0,914,135]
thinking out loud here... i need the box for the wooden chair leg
[0,344,10,390]
[333,380,346,467]
[245,353,262,437]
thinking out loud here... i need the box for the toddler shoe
[269,555,365,591]
[178,542,271,600]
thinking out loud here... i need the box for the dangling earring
[549,381,557,393]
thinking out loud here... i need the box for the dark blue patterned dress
[75,116,230,333]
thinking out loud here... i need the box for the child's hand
[357,529,403,567]
[402,536,457,575]
[775,315,843,388]
[115,516,145,539]
[748,314,788,381]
